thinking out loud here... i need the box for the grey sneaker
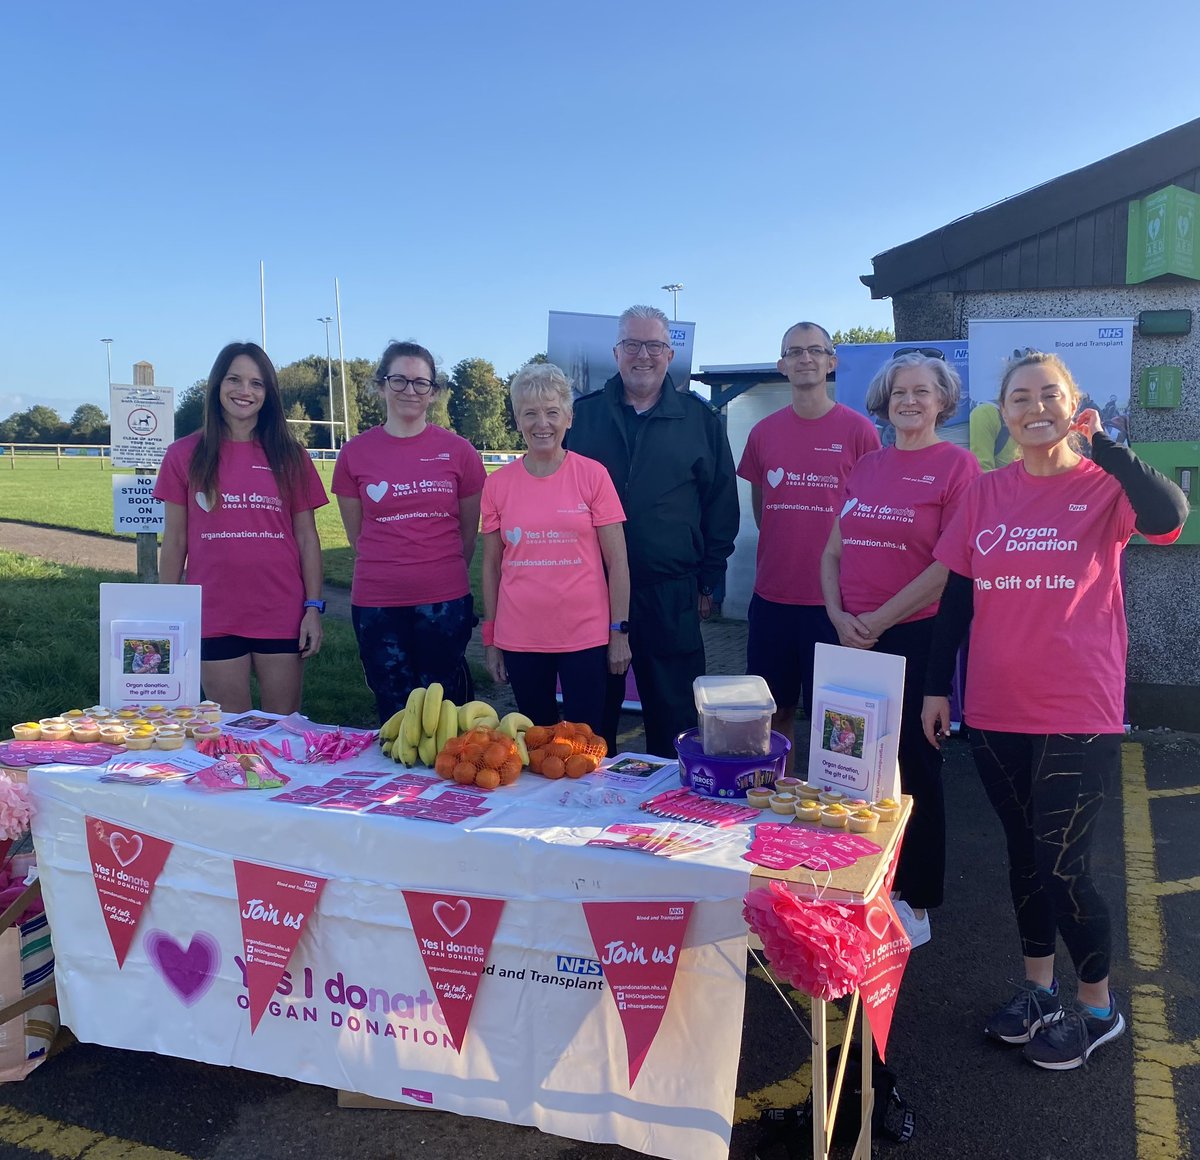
[984,980,1061,1044]
[1023,997,1126,1070]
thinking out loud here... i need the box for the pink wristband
[481,620,495,647]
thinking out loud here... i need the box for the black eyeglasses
[617,340,671,356]
[383,374,435,394]
[892,347,946,361]
[782,345,833,359]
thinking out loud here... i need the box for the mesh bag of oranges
[525,722,608,780]
[433,727,522,791]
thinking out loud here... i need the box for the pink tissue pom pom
[0,776,33,841]
[743,880,866,1001]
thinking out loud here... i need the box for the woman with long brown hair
[922,351,1187,1069]
[156,342,328,713]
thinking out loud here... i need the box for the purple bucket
[673,728,792,798]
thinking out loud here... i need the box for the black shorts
[745,595,836,716]
[201,635,299,662]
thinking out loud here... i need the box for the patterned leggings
[351,596,475,724]
[970,730,1120,984]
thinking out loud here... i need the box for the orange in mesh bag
[433,728,521,790]
[526,722,606,780]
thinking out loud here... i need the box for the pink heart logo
[365,480,388,503]
[865,905,890,940]
[766,467,785,489]
[975,524,1007,555]
[432,899,471,938]
[194,492,213,513]
[144,930,220,1007]
[109,831,143,867]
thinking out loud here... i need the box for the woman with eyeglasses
[156,342,329,714]
[921,351,1186,1070]
[333,340,486,724]
[820,352,980,949]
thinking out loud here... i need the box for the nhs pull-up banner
[548,310,696,401]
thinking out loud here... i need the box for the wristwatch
[610,621,630,633]
[303,599,326,614]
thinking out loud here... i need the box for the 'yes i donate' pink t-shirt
[934,457,1179,734]
[737,403,880,605]
[332,424,485,607]
[838,441,980,622]
[481,452,625,652]
[154,434,329,639]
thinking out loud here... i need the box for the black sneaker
[1022,997,1126,1070]
[984,980,1062,1044]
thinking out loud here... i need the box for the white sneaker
[893,899,931,948]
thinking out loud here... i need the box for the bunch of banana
[380,686,506,767]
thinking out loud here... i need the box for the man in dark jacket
[567,304,739,755]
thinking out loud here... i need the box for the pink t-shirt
[481,452,625,652]
[332,425,485,606]
[154,433,328,639]
[934,457,1178,734]
[737,403,880,605]
[838,442,980,623]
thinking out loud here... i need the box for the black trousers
[971,730,1120,984]
[870,618,946,909]
[599,575,704,758]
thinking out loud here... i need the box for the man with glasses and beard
[568,305,738,756]
[736,322,880,768]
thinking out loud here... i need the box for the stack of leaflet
[809,685,897,802]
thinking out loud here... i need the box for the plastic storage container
[693,675,776,756]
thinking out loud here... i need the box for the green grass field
[0,456,491,596]
[0,551,378,728]
[0,460,493,722]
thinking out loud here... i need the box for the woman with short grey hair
[820,350,980,948]
[480,362,631,732]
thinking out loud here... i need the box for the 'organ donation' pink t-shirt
[481,452,625,652]
[934,457,1178,734]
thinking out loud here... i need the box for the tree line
[0,328,891,450]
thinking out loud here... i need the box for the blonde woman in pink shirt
[481,363,631,733]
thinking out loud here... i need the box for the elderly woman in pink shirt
[481,362,631,733]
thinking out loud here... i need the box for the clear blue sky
[3,0,1197,420]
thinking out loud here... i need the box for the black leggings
[503,646,608,735]
[873,618,944,909]
[970,730,1120,984]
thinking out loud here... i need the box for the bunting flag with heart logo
[402,890,506,1052]
[846,883,910,1059]
[233,860,327,1032]
[582,900,693,1086]
[85,816,174,967]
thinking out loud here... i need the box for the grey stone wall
[893,284,1199,696]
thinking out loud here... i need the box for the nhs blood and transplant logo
[556,954,603,977]
[1097,327,1124,339]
